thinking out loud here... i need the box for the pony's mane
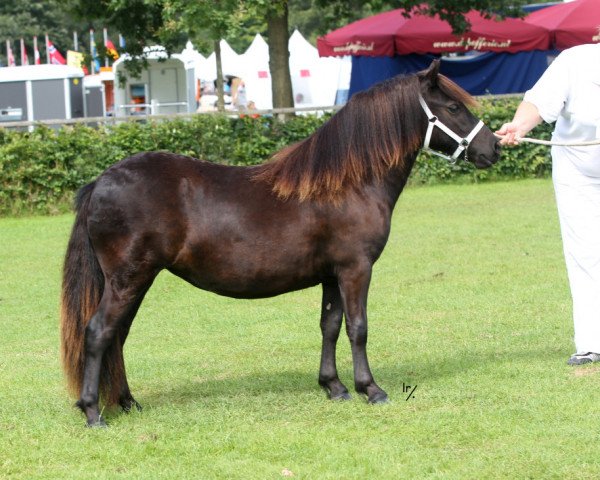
[253,71,476,202]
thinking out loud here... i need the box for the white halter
[418,95,485,164]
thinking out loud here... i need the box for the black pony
[61,60,500,426]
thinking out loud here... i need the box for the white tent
[200,39,244,81]
[180,40,206,65]
[239,34,272,109]
[288,29,351,107]
[194,31,352,110]
[181,40,207,82]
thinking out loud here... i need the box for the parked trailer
[113,47,196,116]
[0,65,84,124]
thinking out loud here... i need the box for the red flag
[47,40,66,65]
[7,42,16,67]
[20,38,29,66]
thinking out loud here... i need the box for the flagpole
[103,27,109,67]
[33,36,38,65]
[45,34,50,64]
[90,29,94,74]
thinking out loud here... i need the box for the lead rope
[515,137,600,147]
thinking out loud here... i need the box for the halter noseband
[418,95,485,164]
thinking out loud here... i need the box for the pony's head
[418,60,501,168]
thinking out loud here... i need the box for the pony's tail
[60,182,107,402]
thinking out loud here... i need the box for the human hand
[495,122,523,146]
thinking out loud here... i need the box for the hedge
[0,97,553,216]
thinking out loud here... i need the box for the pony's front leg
[318,282,351,400]
[338,264,388,404]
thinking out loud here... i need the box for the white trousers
[554,173,600,353]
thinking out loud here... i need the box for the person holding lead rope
[497,43,600,365]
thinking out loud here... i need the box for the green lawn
[1,179,597,479]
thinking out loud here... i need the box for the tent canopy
[525,0,600,49]
[193,31,350,109]
[239,34,272,109]
[202,40,244,80]
[317,7,551,57]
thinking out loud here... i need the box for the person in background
[233,78,248,111]
[496,43,600,365]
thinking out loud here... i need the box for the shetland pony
[61,60,500,426]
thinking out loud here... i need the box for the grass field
[1,178,598,479]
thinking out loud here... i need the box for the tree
[41,0,532,111]
[162,0,243,111]
[0,0,89,65]
[309,0,529,36]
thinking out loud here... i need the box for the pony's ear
[422,59,441,87]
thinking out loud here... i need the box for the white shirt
[524,43,600,180]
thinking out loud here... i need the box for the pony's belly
[169,265,323,299]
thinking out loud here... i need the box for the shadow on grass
[124,345,564,413]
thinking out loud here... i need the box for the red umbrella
[525,0,600,49]
[317,7,551,57]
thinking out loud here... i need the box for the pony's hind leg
[77,274,155,427]
[114,288,153,413]
[318,282,351,400]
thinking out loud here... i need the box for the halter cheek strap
[418,95,485,164]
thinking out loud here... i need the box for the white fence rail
[0,105,345,130]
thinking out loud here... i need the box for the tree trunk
[214,39,225,112]
[267,2,294,117]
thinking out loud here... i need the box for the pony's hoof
[121,398,143,413]
[87,417,107,428]
[331,391,352,401]
[368,392,389,404]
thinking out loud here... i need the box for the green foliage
[0,98,553,216]
[411,97,553,185]
[3,180,600,478]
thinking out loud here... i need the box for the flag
[33,36,41,64]
[20,38,29,65]
[67,50,85,69]
[90,30,101,73]
[66,49,90,73]
[105,39,119,60]
[47,40,66,65]
[6,41,16,67]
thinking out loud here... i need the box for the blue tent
[349,50,559,98]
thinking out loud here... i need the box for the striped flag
[105,39,119,60]
[20,38,29,65]
[47,40,66,65]
[90,30,101,73]
[6,40,16,67]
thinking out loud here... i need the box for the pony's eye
[447,104,460,114]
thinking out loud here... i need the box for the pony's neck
[380,152,420,210]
